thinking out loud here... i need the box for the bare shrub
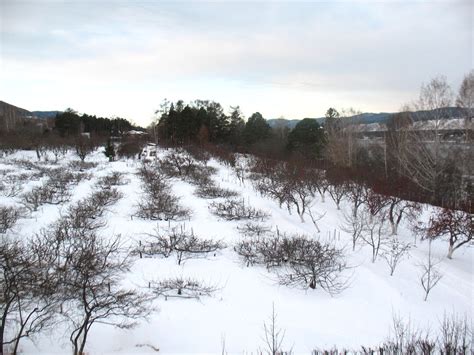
[209,198,269,221]
[235,237,262,266]
[136,165,191,221]
[136,193,190,221]
[159,149,197,177]
[89,188,123,211]
[232,157,247,185]
[149,277,218,299]
[47,168,90,186]
[381,238,411,276]
[382,314,436,355]
[195,184,238,199]
[207,146,236,167]
[438,312,472,354]
[117,138,143,160]
[139,225,225,265]
[185,166,215,186]
[68,160,98,171]
[237,222,271,238]
[236,233,348,295]
[22,187,44,211]
[22,180,71,210]
[275,236,349,294]
[20,168,89,211]
[311,311,472,354]
[62,205,107,233]
[0,181,22,197]
[0,206,22,234]
[97,171,128,188]
[184,145,211,165]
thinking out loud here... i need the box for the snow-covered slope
[1,148,472,354]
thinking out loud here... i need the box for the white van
[140,143,158,162]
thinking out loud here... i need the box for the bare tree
[62,233,152,355]
[75,135,94,162]
[340,208,365,251]
[360,210,389,263]
[398,76,454,200]
[422,207,472,259]
[324,108,361,168]
[381,238,411,276]
[328,182,347,210]
[261,303,286,355]
[1,238,28,354]
[305,169,328,203]
[419,240,442,301]
[456,70,474,145]
[456,70,474,112]
[1,237,57,355]
[36,217,152,355]
[306,207,326,234]
[386,197,421,235]
[345,181,368,217]
[286,177,314,223]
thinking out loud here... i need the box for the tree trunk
[447,243,454,259]
[390,221,397,235]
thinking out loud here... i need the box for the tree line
[152,72,473,212]
[54,108,143,136]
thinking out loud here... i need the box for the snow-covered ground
[1,148,472,354]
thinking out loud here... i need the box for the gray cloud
[0,0,471,124]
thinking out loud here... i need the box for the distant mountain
[267,118,302,130]
[267,107,468,129]
[32,110,62,119]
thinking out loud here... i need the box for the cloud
[0,0,471,125]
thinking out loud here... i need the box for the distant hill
[32,110,62,119]
[267,107,468,129]
[0,100,32,131]
[0,101,62,132]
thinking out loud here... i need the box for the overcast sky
[0,0,472,126]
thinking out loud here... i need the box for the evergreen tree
[228,106,245,147]
[287,118,326,158]
[243,112,271,145]
[104,139,115,162]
